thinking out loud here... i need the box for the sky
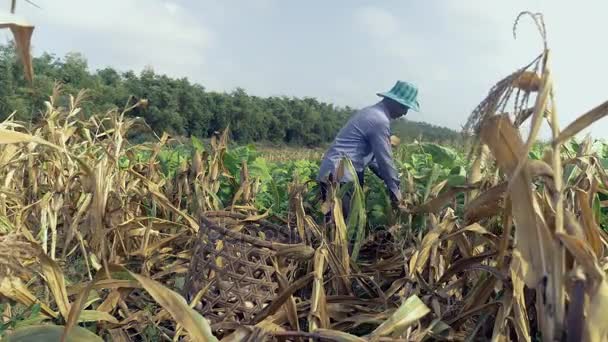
[3,0,608,138]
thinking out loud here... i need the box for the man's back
[317,103,389,183]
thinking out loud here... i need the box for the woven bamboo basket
[183,211,313,332]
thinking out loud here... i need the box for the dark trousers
[319,171,364,224]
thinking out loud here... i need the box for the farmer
[317,80,419,218]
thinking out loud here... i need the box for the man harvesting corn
[318,80,419,217]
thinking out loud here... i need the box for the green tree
[0,42,459,146]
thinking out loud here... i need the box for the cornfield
[1,11,608,342]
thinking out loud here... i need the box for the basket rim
[199,215,313,259]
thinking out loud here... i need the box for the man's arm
[366,120,401,204]
[368,157,383,178]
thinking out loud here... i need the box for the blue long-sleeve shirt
[317,102,401,202]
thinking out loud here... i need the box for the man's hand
[391,199,410,215]
[393,202,410,216]
[396,203,410,214]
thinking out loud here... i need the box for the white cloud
[353,6,425,63]
[164,2,179,15]
[434,0,608,136]
[351,2,608,135]
[351,5,451,124]
[353,6,398,39]
[23,0,213,78]
[12,0,608,138]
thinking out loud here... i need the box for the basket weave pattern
[184,211,304,329]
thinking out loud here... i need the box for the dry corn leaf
[555,100,608,146]
[510,251,531,342]
[332,192,351,279]
[413,184,477,214]
[440,222,495,242]
[413,319,452,341]
[128,170,198,231]
[480,114,551,286]
[241,211,270,222]
[274,266,299,331]
[0,15,34,83]
[584,280,608,342]
[437,251,497,284]
[61,277,95,342]
[368,295,430,339]
[4,324,102,342]
[464,182,507,223]
[481,113,563,339]
[252,272,314,324]
[220,317,285,341]
[106,329,129,342]
[576,189,605,258]
[67,279,140,295]
[219,327,257,342]
[557,234,603,284]
[309,248,330,331]
[97,290,121,313]
[0,277,57,319]
[309,329,367,342]
[38,253,71,320]
[491,288,513,341]
[513,59,553,182]
[0,129,60,149]
[467,144,489,201]
[77,310,119,324]
[126,270,218,342]
[414,215,455,275]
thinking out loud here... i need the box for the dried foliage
[0,11,607,342]
[0,234,37,279]
[0,10,34,83]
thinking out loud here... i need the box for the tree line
[392,119,462,145]
[0,43,459,146]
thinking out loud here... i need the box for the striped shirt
[317,102,401,202]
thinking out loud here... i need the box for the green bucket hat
[377,80,420,112]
